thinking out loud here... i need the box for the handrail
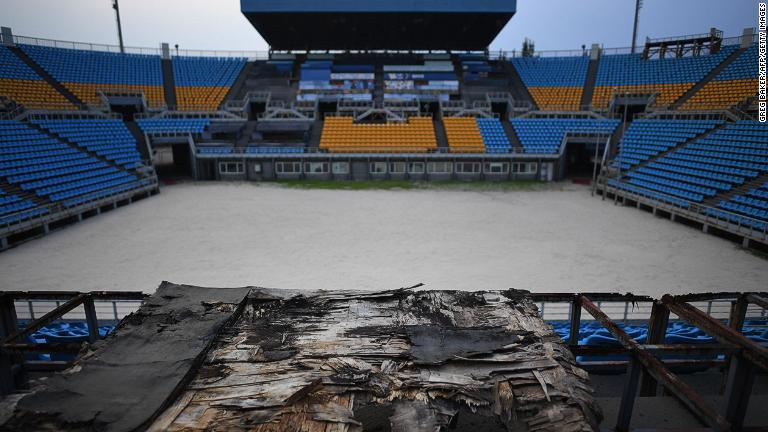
[0,174,159,233]
[601,177,768,240]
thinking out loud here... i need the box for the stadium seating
[593,45,738,109]
[0,46,73,110]
[511,56,588,110]
[245,146,304,154]
[136,118,210,135]
[476,118,511,153]
[442,117,512,153]
[681,43,759,110]
[0,185,48,226]
[32,119,143,169]
[198,146,234,155]
[20,45,164,108]
[613,119,722,169]
[320,117,437,153]
[443,117,485,153]
[0,120,144,208]
[511,118,620,154]
[173,56,246,110]
[617,121,768,204]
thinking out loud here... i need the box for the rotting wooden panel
[153,287,601,431]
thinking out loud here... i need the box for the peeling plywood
[154,286,601,431]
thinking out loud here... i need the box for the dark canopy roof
[241,0,517,51]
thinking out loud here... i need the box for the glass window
[389,162,407,173]
[408,162,425,174]
[427,162,453,174]
[305,162,329,173]
[484,162,509,173]
[276,162,302,173]
[370,162,387,174]
[219,162,244,174]
[456,162,480,173]
[332,162,349,174]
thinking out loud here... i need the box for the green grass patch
[272,179,546,191]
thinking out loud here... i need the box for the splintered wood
[151,288,601,431]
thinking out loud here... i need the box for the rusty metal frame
[0,291,146,395]
[557,292,767,432]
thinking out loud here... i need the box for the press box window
[219,162,244,174]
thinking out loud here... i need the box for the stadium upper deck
[240,0,517,50]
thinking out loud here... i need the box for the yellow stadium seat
[319,117,437,153]
[0,78,75,110]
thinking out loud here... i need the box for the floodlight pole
[112,0,125,54]
[631,0,642,54]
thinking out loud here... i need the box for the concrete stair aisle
[501,119,522,152]
[308,119,324,149]
[8,46,85,108]
[237,120,258,146]
[160,59,177,110]
[703,172,768,207]
[500,60,537,109]
[223,61,254,105]
[669,47,746,109]
[28,123,136,174]
[433,118,449,151]
[124,121,151,161]
[580,58,599,110]
[374,64,384,105]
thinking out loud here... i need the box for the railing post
[724,354,755,430]
[83,295,99,344]
[616,355,642,432]
[0,295,18,339]
[568,296,582,348]
[640,301,669,396]
[728,295,748,332]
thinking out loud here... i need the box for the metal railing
[600,178,768,241]
[0,174,159,235]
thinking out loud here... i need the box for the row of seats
[593,45,738,109]
[0,186,48,226]
[320,117,437,153]
[0,46,73,109]
[614,119,722,169]
[136,118,210,135]
[173,57,245,110]
[711,182,768,230]
[32,119,143,169]
[443,117,485,153]
[682,43,758,110]
[511,118,620,154]
[0,120,145,214]
[20,44,166,109]
[614,121,768,206]
[511,56,588,111]
[245,146,304,154]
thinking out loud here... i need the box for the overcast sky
[2,0,759,52]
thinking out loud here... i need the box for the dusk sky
[2,0,759,52]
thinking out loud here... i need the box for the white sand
[0,182,765,295]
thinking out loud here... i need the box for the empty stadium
[0,0,767,431]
